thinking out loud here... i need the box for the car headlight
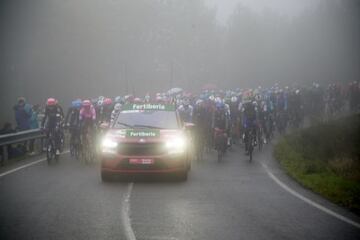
[101,137,118,153]
[165,136,186,154]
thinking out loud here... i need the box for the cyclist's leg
[54,125,61,154]
[244,127,249,152]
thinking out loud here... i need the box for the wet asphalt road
[0,143,359,240]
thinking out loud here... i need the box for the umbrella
[167,87,183,96]
[202,83,217,91]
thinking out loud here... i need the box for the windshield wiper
[133,124,163,129]
[116,122,133,128]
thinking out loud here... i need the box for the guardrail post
[41,137,45,152]
[2,145,8,165]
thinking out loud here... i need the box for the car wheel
[187,158,191,171]
[101,171,114,182]
[176,170,188,181]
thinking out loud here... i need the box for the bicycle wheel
[59,131,65,153]
[249,147,253,162]
[258,128,263,151]
[196,137,204,161]
[70,142,75,157]
[217,150,222,162]
[75,143,81,160]
[80,140,87,164]
[249,134,253,162]
[88,142,95,163]
[46,140,55,164]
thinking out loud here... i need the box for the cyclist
[110,103,122,126]
[144,93,151,103]
[65,99,82,154]
[193,99,209,158]
[212,100,229,154]
[79,100,97,146]
[178,98,194,123]
[275,89,288,134]
[96,97,113,125]
[241,92,257,155]
[41,98,65,156]
[229,96,240,144]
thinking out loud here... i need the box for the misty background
[1,0,359,125]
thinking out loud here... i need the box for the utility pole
[170,59,174,89]
[124,63,129,94]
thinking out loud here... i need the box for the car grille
[118,142,166,156]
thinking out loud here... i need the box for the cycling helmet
[133,97,142,104]
[144,94,150,102]
[97,99,104,107]
[242,91,252,103]
[104,98,112,106]
[214,97,222,104]
[71,99,82,109]
[114,103,122,111]
[124,95,134,103]
[183,99,190,106]
[216,102,224,109]
[114,96,122,103]
[82,100,91,107]
[195,99,203,106]
[47,98,56,106]
[231,96,238,103]
[91,98,98,105]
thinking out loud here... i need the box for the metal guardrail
[0,129,45,164]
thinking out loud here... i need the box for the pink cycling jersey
[79,105,96,121]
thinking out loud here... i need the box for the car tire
[176,170,188,181]
[101,171,114,182]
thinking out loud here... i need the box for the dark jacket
[13,103,32,131]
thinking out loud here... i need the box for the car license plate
[129,158,154,165]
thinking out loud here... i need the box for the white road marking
[0,150,70,178]
[143,237,178,240]
[122,182,136,240]
[261,162,360,229]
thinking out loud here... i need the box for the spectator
[0,122,16,135]
[13,97,32,131]
[28,104,41,155]
[30,104,40,129]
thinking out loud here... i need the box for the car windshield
[114,110,179,129]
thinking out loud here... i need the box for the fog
[1,0,359,124]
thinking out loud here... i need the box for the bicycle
[80,126,96,164]
[214,128,227,162]
[69,127,81,160]
[244,128,256,162]
[194,126,207,161]
[45,124,61,164]
[257,123,264,151]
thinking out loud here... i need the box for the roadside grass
[274,114,360,214]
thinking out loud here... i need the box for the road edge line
[122,182,136,240]
[261,162,360,229]
[0,150,70,178]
